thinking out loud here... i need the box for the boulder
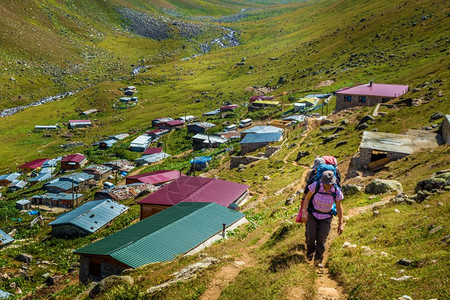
[415,178,446,192]
[322,134,339,144]
[365,179,403,194]
[342,184,362,195]
[285,198,295,206]
[263,175,271,181]
[90,275,134,298]
[356,123,369,130]
[358,115,374,125]
[16,254,33,264]
[335,141,348,147]
[295,151,310,161]
[320,126,336,132]
[430,112,444,120]
[334,126,345,133]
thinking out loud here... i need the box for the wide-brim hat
[312,157,326,169]
[321,170,336,185]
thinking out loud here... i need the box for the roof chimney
[369,80,373,87]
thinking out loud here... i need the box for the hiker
[302,170,344,265]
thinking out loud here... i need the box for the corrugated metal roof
[360,131,414,154]
[74,202,244,268]
[192,134,228,144]
[143,147,163,155]
[126,170,181,185]
[62,154,86,163]
[10,180,26,189]
[0,229,14,246]
[188,122,216,129]
[44,180,78,191]
[136,152,170,164]
[50,199,128,234]
[60,172,94,183]
[18,158,48,170]
[335,83,409,97]
[242,126,283,134]
[138,176,249,207]
[33,193,84,201]
[202,109,221,116]
[240,132,282,144]
[16,199,30,205]
[0,173,20,182]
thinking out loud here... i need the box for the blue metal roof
[241,126,283,134]
[75,202,244,268]
[33,193,84,201]
[0,173,20,182]
[240,132,282,144]
[136,152,170,164]
[100,139,117,148]
[50,199,128,234]
[60,172,94,183]
[0,229,14,247]
[16,199,30,205]
[10,180,26,189]
[45,180,77,191]
[29,172,52,183]
[202,109,221,116]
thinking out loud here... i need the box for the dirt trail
[313,196,392,300]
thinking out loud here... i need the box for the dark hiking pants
[306,212,332,261]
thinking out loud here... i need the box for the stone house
[335,82,409,111]
[442,115,450,144]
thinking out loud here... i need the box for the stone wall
[79,255,128,284]
[241,142,270,154]
[359,147,408,166]
[51,224,88,237]
[335,94,391,111]
[264,146,281,158]
[230,156,266,169]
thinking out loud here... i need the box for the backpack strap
[307,182,337,215]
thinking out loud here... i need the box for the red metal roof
[127,170,182,185]
[18,158,48,170]
[146,129,167,135]
[69,120,92,123]
[62,153,86,163]
[138,176,249,207]
[335,83,409,98]
[143,147,163,155]
[163,120,184,126]
[220,105,239,112]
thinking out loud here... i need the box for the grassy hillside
[0,0,449,299]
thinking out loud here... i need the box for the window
[344,95,352,102]
[358,96,366,103]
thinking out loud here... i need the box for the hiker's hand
[337,223,344,235]
[301,210,308,223]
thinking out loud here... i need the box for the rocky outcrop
[365,179,403,194]
[230,156,266,169]
[89,275,134,298]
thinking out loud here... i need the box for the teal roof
[75,202,244,268]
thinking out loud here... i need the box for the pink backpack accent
[322,155,337,167]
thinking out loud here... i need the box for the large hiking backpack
[307,182,338,216]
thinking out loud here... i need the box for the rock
[356,123,369,130]
[390,276,412,281]
[372,237,377,242]
[285,198,295,206]
[343,216,350,221]
[335,141,348,147]
[373,210,380,216]
[434,171,450,180]
[15,287,22,295]
[415,178,446,192]
[320,119,333,125]
[395,209,400,213]
[342,184,362,195]
[320,126,336,132]
[334,126,345,133]
[397,258,413,266]
[428,226,443,235]
[295,151,310,161]
[437,202,444,207]
[263,175,271,181]
[90,275,135,298]
[398,295,413,300]
[341,119,349,125]
[42,273,50,279]
[405,198,416,205]
[365,179,403,194]
[45,276,55,286]
[16,254,33,264]
[342,241,357,248]
[358,115,374,125]
[412,87,421,92]
[380,252,389,257]
[430,112,444,120]
[322,134,339,144]
[439,235,450,245]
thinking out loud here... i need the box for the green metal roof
[74,202,244,268]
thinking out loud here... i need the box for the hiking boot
[306,253,314,261]
[314,259,324,268]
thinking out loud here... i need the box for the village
[0,78,449,298]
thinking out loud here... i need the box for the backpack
[315,163,341,187]
[307,182,338,216]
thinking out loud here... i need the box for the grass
[329,191,450,300]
